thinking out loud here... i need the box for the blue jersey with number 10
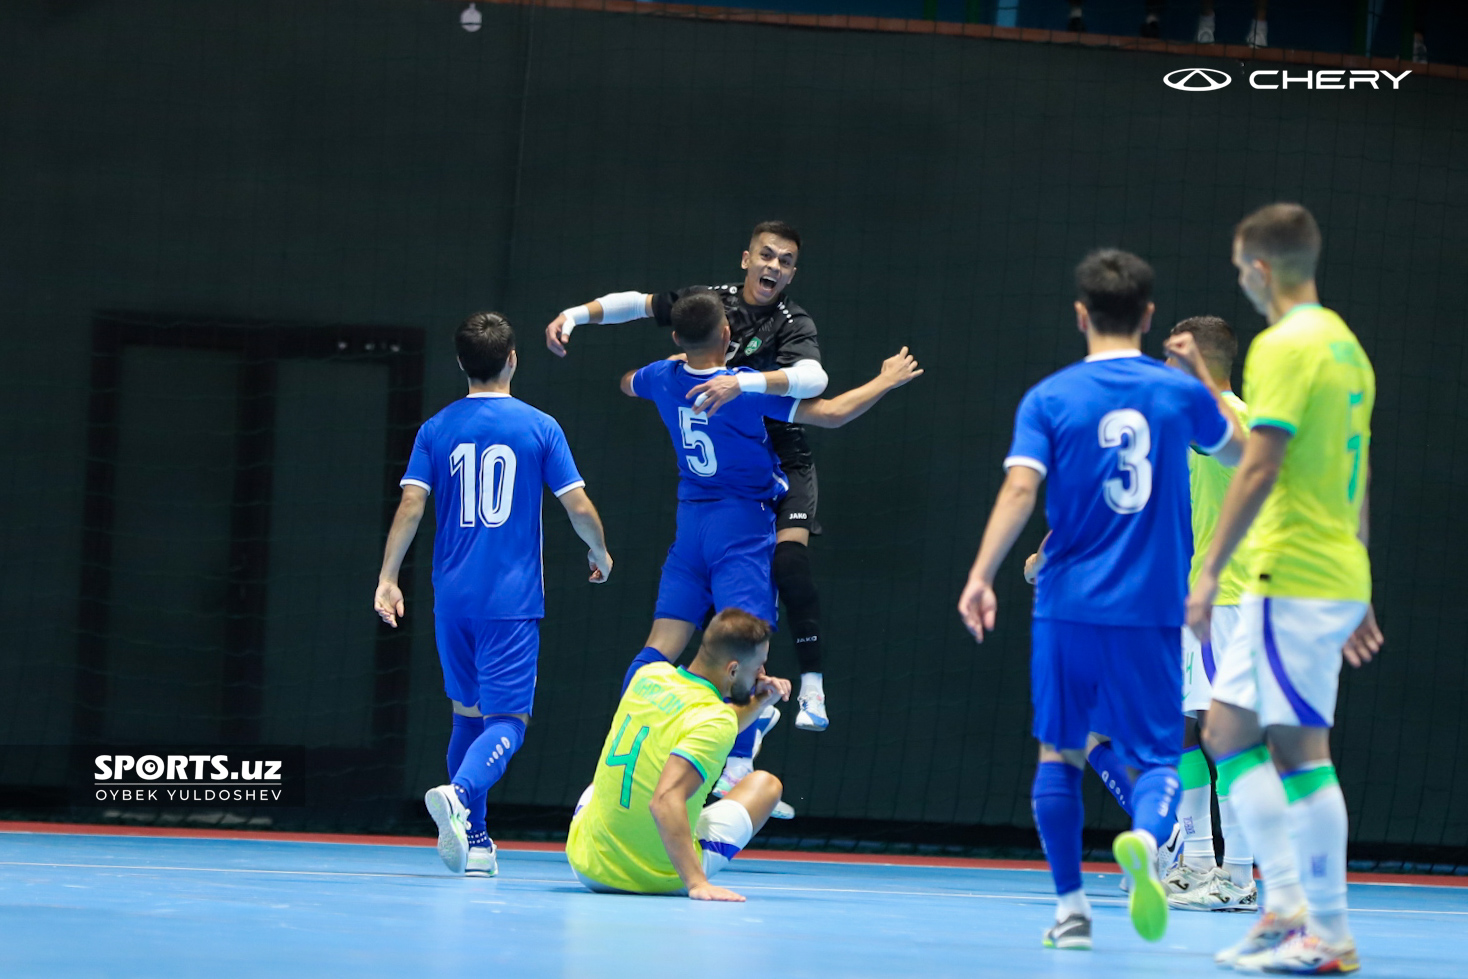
[1006,351,1231,627]
[401,393,585,621]
[632,361,799,503]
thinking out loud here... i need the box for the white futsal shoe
[1167,864,1258,912]
[465,843,498,878]
[1215,907,1307,967]
[714,706,780,797]
[1233,928,1359,974]
[424,784,470,874]
[795,691,829,731]
[1156,821,1183,878]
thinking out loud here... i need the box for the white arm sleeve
[560,292,648,337]
[779,359,829,399]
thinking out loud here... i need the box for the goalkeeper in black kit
[546,221,834,796]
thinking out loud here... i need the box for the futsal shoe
[1042,914,1092,951]
[1168,866,1258,912]
[424,785,470,874]
[465,843,498,878]
[1215,908,1308,967]
[1233,929,1358,974]
[1113,830,1169,942]
[795,692,828,731]
[1155,821,1183,879]
[714,707,780,797]
[770,800,796,819]
[1163,856,1213,899]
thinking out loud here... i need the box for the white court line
[1,862,1463,915]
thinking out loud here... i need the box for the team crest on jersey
[744,337,763,356]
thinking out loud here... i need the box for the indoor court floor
[0,826,1463,978]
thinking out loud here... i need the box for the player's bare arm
[732,673,793,733]
[685,358,829,417]
[648,754,746,902]
[958,466,1043,642]
[1185,426,1290,642]
[547,293,655,357]
[1163,333,1248,467]
[374,484,428,627]
[790,348,922,429]
[1344,475,1383,666]
[557,486,613,582]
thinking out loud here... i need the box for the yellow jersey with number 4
[1242,304,1375,602]
[566,662,736,893]
[1189,391,1254,604]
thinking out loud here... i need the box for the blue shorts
[1031,618,1182,770]
[434,615,539,716]
[654,498,778,627]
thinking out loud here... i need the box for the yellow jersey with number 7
[1242,304,1375,602]
[566,662,736,893]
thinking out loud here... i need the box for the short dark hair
[750,221,801,254]
[1235,203,1321,288]
[700,608,772,664]
[670,291,727,349]
[456,312,514,381]
[1075,249,1155,336]
[1170,316,1237,379]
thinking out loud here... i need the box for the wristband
[736,372,768,394]
[560,306,590,337]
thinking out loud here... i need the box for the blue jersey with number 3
[632,361,799,502]
[401,393,585,620]
[1006,352,1231,627]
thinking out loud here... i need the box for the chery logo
[1164,68,1231,91]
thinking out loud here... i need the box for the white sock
[1283,765,1351,945]
[799,672,824,698]
[1056,887,1091,922]
[1198,12,1215,30]
[1069,3,1082,17]
[1217,791,1254,884]
[1177,785,1218,868]
[1225,753,1305,913]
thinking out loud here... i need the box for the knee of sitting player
[741,769,783,805]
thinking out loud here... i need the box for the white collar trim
[682,364,725,376]
[467,391,511,398]
[1084,349,1144,362]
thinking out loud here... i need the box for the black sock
[773,540,822,674]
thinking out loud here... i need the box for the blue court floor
[0,831,1463,979]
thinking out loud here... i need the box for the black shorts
[777,463,821,534]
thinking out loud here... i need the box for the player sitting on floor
[375,312,613,878]
[958,249,1245,950]
[618,290,921,813]
[567,609,791,900]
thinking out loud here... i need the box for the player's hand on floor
[374,581,404,628]
[957,578,997,642]
[588,550,613,583]
[688,881,746,902]
[686,374,742,416]
[1163,333,1209,380]
[1343,603,1383,667]
[880,347,924,388]
[545,313,571,357]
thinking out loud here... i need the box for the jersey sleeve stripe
[1197,419,1234,457]
[786,399,800,423]
[1003,455,1048,478]
[668,749,710,782]
[400,478,432,493]
[1249,417,1298,436]
[552,479,587,498]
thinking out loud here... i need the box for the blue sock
[1087,741,1135,816]
[1131,765,1182,844]
[1032,761,1085,895]
[447,714,487,835]
[451,715,527,840]
[622,647,670,696]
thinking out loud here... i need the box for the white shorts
[1181,605,1244,716]
[1211,594,1367,728]
[570,785,754,894]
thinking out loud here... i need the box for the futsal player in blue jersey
[957,250,1245,949]
[374,312,613,878]
[620,290,922,805]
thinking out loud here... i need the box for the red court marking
[1,821,1462,887]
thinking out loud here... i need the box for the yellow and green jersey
[1242,304,1375,602]
[1189,390,1253,604]
[566,661,737,893]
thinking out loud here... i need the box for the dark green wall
[2,0,1466,851]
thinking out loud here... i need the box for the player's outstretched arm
[958,466,1042,643]
[790,347,923,429]
[557,487,613,582]
[1186,426,1290,642]
[686,359,829,417]
[375,485,428,628]
[649,755,746,902]
[546,293,654,357]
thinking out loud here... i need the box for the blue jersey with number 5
[631,361,799,503]
[401,393,585,620]
[1005,351,1231,627]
